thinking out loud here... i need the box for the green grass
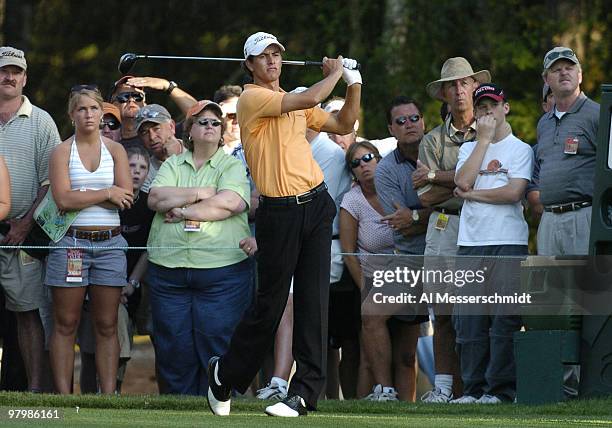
[1,392,611,427]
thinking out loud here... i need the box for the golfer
[207,31,362,417]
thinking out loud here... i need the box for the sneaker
[421,387,453,403]
[257,380,288,400]
[476,394,502,404]
[363,384,382,401]
[363,384,399,402]
[450,395,478,404]
[265,394,308,417]
[206,357,231,416]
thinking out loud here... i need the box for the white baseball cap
[0,47,27,70]
[243,32,285,59]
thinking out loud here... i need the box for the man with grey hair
[535,47,599,257]
[0,46,61,392]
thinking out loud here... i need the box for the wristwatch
[412,209,420,223]
[129,279,141,289]
[166,80,178,94]
[427,170,436,182]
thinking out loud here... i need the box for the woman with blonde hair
[0,156,10,220]
[46,85,133,394]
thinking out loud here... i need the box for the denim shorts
[45,234,128,287]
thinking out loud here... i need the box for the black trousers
[220,190,335,409]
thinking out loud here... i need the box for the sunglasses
[394,114,421,126]
[114,92,144,103]
[100,119,120,130]
[196,118,222,127]
[70,84,99,93]
[350,153,378,169]
[545,49,575,64]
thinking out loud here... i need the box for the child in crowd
[452,83,533,403]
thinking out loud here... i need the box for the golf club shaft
[137,54,323,67]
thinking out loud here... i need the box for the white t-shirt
[310,133,352,283]
[456,133,533,246]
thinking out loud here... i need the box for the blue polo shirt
[374,148,426,255]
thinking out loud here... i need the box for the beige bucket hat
[426,57,491,101]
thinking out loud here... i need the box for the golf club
[118,53,360,74]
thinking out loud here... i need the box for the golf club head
[118,53,138,74]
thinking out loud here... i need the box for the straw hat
[426,57,491,101]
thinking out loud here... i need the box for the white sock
[271,376,288,388]
[434,374,453,395]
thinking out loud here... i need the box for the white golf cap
[244,32,285,59]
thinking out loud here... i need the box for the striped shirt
[69,138,119,226]
[0,96,60,219]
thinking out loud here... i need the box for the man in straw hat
[412,57,509,403]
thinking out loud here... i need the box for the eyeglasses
[100,119,120,130]
[545,49,575,64]
[196,118,222,127]
[394,114,421,126]
[350,153,378,169]
[70,84,99,93]
[114,92,144,103]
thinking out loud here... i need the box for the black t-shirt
[120,191,155,273]
[120,191,155,316]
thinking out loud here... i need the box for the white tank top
[69,137,120,226]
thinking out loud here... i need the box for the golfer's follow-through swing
[195,31,362,418]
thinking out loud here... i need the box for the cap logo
[253,34,275,44]
[0,50,24,59]
[139,108,160,119]
[475,85,495,96]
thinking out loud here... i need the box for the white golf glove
[342,58,362,86]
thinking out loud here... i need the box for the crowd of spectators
[0,41,599,410]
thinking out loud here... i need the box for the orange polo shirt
[237,84,330,197]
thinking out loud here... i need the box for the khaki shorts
[77,300,132,359]
[0,247,45,312]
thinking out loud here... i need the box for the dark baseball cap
[473,83,506,105]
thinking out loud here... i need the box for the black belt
[67,226,122,241]
[260,182,327,206]
[544,200,592,214]
[433,207,461,216]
